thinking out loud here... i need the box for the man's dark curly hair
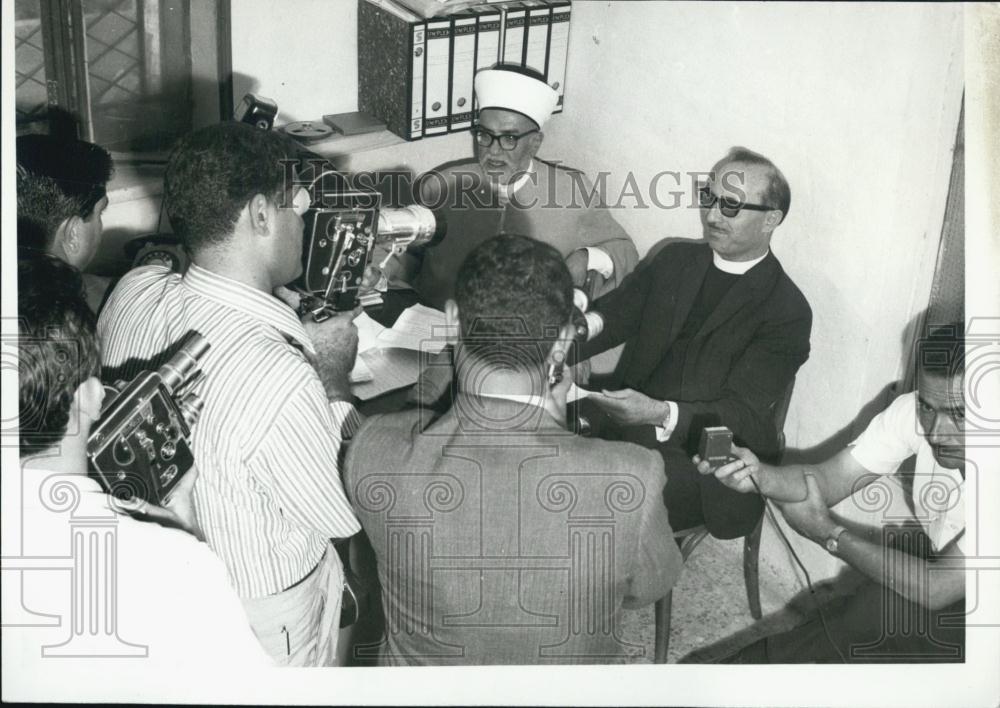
[453,234,574,371]
[17,255,101,458]
[16,134,113,253]
[164,122,300,251]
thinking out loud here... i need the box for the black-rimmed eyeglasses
[698,184,776,218]
[473,127,539,151]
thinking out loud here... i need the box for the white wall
[230,0,359,123]
[540,2,964,454]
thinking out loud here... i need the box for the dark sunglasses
[698,184,776,218]
[473,127,539,151]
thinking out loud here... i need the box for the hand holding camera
[302,307,360,402]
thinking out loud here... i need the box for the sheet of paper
[349,353,374,383]
[351,347,424,400]
[375,304,451,354]
[566,383,591,404]
[354,311,386,354]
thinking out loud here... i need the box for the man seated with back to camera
[578,147,812,540]
[5,255,270,688]
[16,134,115,313]
[344,234,682,666]
[688,322,967,663]
[97,122,362,666]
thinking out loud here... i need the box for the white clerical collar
[477,390,547,410]
[495,160,535,200]
[712,249,769,275]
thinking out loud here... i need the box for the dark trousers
[575,400,764,539]
[719,579,965,663]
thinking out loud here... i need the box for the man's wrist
[655,400,672,427]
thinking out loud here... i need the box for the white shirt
[97,264,361,597]
[850,392,966,554]
[2,472,270,702]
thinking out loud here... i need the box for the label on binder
[450,16,477,131]
[424,19,452,135]
[502,6,527,65]
[524,4,551,75]
[410,24,426,139]
[546,1,570,111]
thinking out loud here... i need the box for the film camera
[87,333,209,505]
[295,168,446,321]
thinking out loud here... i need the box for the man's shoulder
[765,253,812,318]
[347,409,424,469]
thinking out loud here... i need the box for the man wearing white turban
[378,64,639,311]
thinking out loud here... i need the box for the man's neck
[22,439,89,477]
[191,243,273,293]
[463,372,545,399]
[712,249,769,274]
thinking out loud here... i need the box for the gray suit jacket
[344,393,682,665]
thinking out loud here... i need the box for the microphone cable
[748,473,849,663]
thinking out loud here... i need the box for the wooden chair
[652,378,796,663]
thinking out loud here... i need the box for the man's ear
[247,193,273,235]
[444,299,460,344]
[762,210,784,233]
[75,376,105,425]
[530,130,544,154]
[54,216,83,258]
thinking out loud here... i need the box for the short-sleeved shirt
[850,392,965,554]
[97,264,361,597]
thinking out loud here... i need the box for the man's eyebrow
[916,394,964,414]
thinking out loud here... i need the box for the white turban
[474,67,559,129]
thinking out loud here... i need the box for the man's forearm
[755,463,809,502]
[837,531,964,610]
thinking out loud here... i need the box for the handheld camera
[87,333,209,505]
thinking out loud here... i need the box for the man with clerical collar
[581,146,813,540]
[378,64,639,311]
[345,234,682,665]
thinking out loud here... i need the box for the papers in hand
[350,305,453,399]
[566,383,591,404]
[374,304,451,354]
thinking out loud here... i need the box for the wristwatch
[824,525,848,555]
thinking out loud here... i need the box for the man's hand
[777,473,838,546]
[694,444,762,495]
[113,467,203,540]
[565,249,589,288]
[302,308,360,402]
[359,265,387,294]
[590,388,669,427]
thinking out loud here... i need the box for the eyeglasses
[698,184,776,218]
[473,127,539,151]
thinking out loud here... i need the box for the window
[15,0,232,152]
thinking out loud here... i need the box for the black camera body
[87,334,209,505]
[296,169,446,321]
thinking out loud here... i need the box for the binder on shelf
[358,0,426,140]
[501,3,527,66]
[472,5,502,117]
[449,12,477,131]
[544,0,570,112]
[523,0,551,75]
[423,16,452,136]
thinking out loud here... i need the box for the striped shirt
[97,264,362,598]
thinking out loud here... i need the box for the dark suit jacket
[585,241,812,461]
[344,393,682,665]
